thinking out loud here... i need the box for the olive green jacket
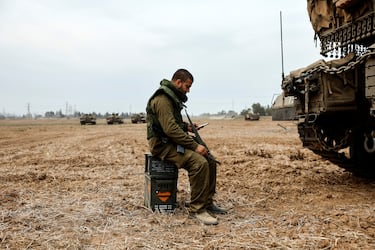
[146,79,199,157]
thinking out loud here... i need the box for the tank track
[298,121,375,178]
[298,121,352,167]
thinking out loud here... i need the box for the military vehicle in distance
[271,94,297,121]
[80,113,96,125]
[106,113,124,125]
[131,112,147,124]
[244,112,260,121]
[281,0,375,174]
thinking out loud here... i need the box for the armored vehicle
[131,112,147,124]
[271,94,297,121]
[106,113,124,125]
[244,112,260,121]
[80,113,96,125]
[281,0,375,174]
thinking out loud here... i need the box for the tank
[281,0,375,175]
[106,113,124,125]
[80,113,96,125]
[244,112,260,121]
[131,112,147,124]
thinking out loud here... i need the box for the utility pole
[27,103,31,119]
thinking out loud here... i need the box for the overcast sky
[0,0,323,116]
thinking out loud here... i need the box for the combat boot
[192,210,218,225]
[206,203,228,214]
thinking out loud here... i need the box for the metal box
[144,153,178,178]
[144,153,178,212]
[144,174,177,212]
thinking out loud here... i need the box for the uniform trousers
[157,143,217,213]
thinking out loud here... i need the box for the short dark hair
[172,69,194,82]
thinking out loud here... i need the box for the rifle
[184,109,221,165]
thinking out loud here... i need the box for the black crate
[144,153,178,178]
[144,174,177,212]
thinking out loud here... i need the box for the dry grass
[0,117,374,249]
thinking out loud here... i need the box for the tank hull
[280,1,375,176]
[282,50,375,176]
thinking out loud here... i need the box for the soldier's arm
[151,95,198,150]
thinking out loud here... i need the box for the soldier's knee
[187,153,209,172]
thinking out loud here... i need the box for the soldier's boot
[207,203,228,214]
[192,210,218,225]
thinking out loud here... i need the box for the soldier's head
[172,69,193,94]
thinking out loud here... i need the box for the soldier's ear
[174,79,183,88]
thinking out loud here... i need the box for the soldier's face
[177,79,192,94]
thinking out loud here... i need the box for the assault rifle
[184,109,221,165]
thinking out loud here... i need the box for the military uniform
[146,79,217,213]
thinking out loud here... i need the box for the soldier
[146,68,227,225]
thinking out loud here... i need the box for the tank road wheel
[314,125,349,151]
[350,132,375,177]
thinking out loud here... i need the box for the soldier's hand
[187,123,198,133]
[195,144,208,156]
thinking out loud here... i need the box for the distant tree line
[240,103,272,116]
[0,102,272,119]
[43,111,133,119]
[198,103,272,117]
[0,110,135,119]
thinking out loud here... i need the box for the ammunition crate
[144,153,178,178]
[144,174,177,212]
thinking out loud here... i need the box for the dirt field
[0,117,374,249]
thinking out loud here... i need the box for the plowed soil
[0,117,374,249]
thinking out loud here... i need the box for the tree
[45,111,55,118]
[56,110,64,118]
[217,110,226,115]
[252,103,266,116]
[240,108,251,116]
[265,105,272,116]
[227,110,238,117]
